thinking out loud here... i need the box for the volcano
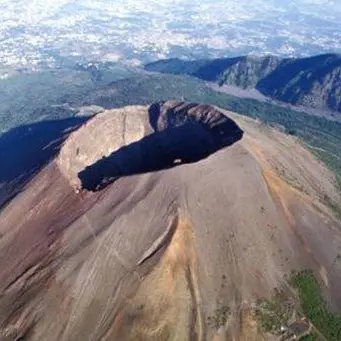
[0,102,341,341]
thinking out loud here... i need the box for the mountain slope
[0,63,136,134]
[258,54,341,111]
[145,54,341,113]
[0,102,341,341]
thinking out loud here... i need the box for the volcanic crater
[0,102,341,341]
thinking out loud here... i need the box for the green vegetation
[323,194,341,219]
[223,98,341,190]
[145,58,209,76]
[207,305,230,329]
[146,54,341,113]
[291,270,341,341]
[255,288,295,334]
[255,271,341,340]
[300,333,319,341]
[0,64,135,133]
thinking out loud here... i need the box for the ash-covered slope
[0,102,341,341]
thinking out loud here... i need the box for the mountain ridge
[145,53,341,113]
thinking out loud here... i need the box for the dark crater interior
[78,102,243,191]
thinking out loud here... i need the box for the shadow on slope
[144,57,243,82]
[257,53,341,104]
[0,117,89,207]
[78,104,243,191]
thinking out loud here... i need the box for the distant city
[1,0,341,76]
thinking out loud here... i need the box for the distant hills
[0,62,136,134]
[2,54,340,137]
[145,53,341,113]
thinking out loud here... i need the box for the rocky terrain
[0,101,341,340]
[145,54,341,113]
